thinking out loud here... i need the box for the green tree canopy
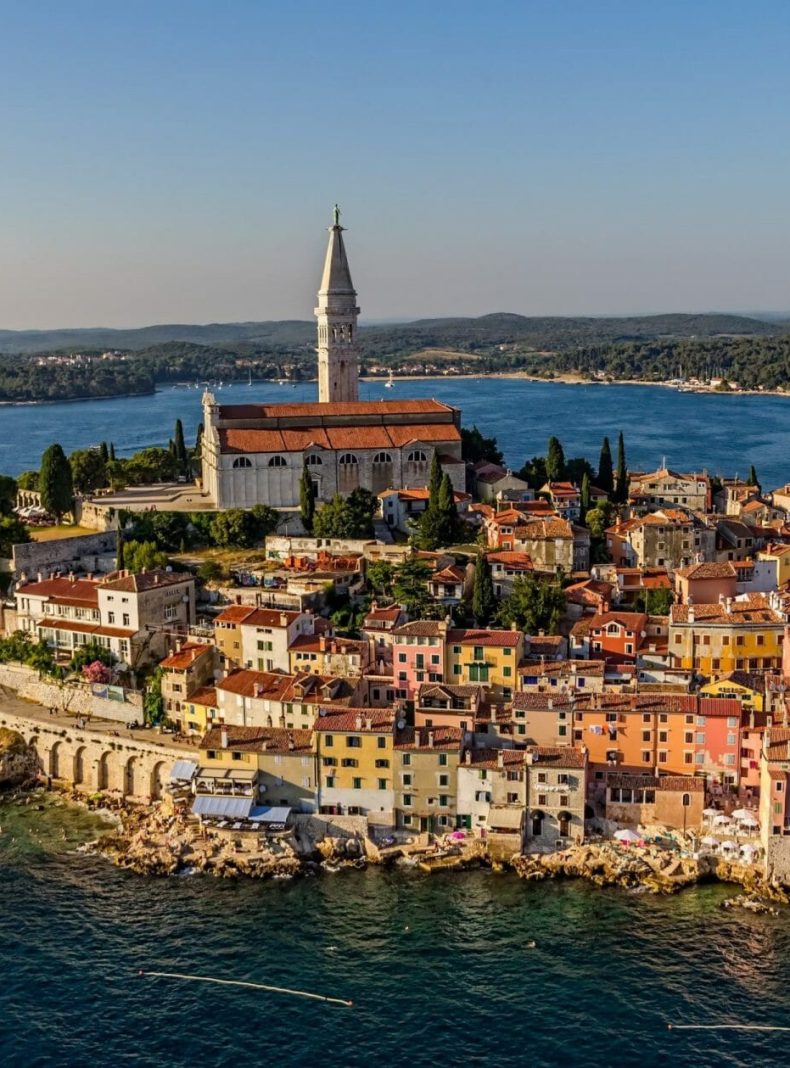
[123,540,169,573]
[472,554,496,625]
[16,471,39,491]
[0,475,17,515]
[0,515,30,557]
[461,425,504,466]
[392,556,433,619]
[69,448,107,495]
[545,436,566,482]
[614,431,628,503]
[313,489,377,540]
[366,560,394,599]
[149,511,191,551]
[123,447,180,485]
[39,443,74,520]
[496,573,565,635]
[597,436,614,496]
[517,455,548,490]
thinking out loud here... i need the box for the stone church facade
[201,210,464,510]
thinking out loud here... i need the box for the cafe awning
[192,795,254,820]
[170,759,198,782]
[249,806,291,827]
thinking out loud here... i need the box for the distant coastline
[0,387,155,407]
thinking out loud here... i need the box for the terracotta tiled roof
[447,627,523,648]
[240,608,301,628]
[160,643,213,670]
[219,416,460,454]
[290,634,366,655]
[394,726,463,750]
[675,561,737,580]
[187,686,218,707]
[17,576,99,606]
[313,708,395,733]
[393,621,447,639]
[214,605,256,625]
[517,658,604,677]
[528,746,586,768]
[217,399,456,420]
[670,595,783,625]
[37,618,135,638]
[200,725,313,753]
[464,747,527,768]
[487,551,534,569]
[101,569,192,592]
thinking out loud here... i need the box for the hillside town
[2,212,790,895]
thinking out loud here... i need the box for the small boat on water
[385,370,394,388]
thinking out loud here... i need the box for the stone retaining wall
[0,664,142,723]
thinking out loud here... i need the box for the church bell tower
[315,205,360,403]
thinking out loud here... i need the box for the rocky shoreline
[71,797,789,914]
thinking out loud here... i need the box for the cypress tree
[597,437,614,496]
[109,443,116,461]
[749,464,760,491]
[545,436,566,482]
[437,473,459,546]
[581,470,591,517]
[300,462,315,532]
[194,422,204,455]
[472,553,496,625]
[116,535,125,572]
[614,431,628,502]
[428,451,443,508]
[39,444,74,522]
[99,441,109,464]
[174,418,187,463]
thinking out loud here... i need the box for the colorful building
[668,595,785,676]
[313,707,396,824]
[394,725,463,833]
[444,627,523,698]
[392,620,448,703]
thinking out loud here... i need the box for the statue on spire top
[333,203,341,226]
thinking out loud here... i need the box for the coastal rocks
[513,843,703,895]
[721,894,779,916]
[0,728,40,789]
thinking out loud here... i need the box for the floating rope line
[669,1024,790,1032]
[139,969,353,1007]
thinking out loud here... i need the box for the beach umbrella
[713,814,731,826]
[614,828,642,844]
[703,807,719,817]
[701,835,718,848]
[740,843,756,855]
[721,839,738,850]
[740,816,759,829]
[731,808,753,820]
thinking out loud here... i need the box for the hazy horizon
[2,2,790,329]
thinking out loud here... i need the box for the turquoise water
[1,377,789,486]
[2,798,790,1067]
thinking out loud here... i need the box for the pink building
[696,699,742,785]
[392,620,448,703]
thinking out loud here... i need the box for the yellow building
[393,725,463,833]
[196,725,316,812]
[181,686,219,734]
[445,627,524,698]
[159,642,219,729]
[213,604,254,667]
[700,672,765,712]
[313,708,396,824]
[669,596,784,676]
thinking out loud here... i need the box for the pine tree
[428,451,443,508]
[472,553,496,625]
[39,444,73,522]
[614,431,627,503]
[546,436,566,482]
[580,470,591,517]
[300,462,315,532]
[597,437,614,495]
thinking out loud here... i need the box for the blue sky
[1,0,789,327]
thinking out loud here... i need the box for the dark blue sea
[1,797,790,1067]
[1,377,789,487]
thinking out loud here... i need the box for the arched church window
[306,454,323,466]
[268,455,288,468]
[373,452,393,465]
[407,450,428,463]
[232,457,252,469]
[348,325,353,340]
[339,453,358,465]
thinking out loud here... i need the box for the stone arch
[124,755,137,797]
[73,745,87,786]
[49,740,62,778]
[97,751,111,791]
[150,760,167,801]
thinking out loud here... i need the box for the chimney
[220,727,229,749]
[464,749,472,764]
[688,605,695,623]
[280,613,288,627]
[355,714,363,731]
[427,730,435,748]
[37,572,43,583]
[154,573,160,584]
[365,716,373,730]
[547,698,553,710]
[320,635,327,652]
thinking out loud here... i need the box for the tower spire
[315,206,360,403]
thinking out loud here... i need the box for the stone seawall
[0,706,183,802]
[0,664,142,724]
